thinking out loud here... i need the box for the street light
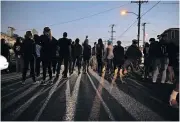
[120,10,138,17]
[121,9,140,47]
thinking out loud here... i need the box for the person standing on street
[113,41,124,75]
[68,39,74,75]
[72,38,82,75]
[143,42,150,79]
[56,32,71,79]
[120,39,142,82]
[96,38,105,76]
[82,38,91,74]
[91,42,97,71]
[34,34,41,77]
[105,41,114,75]
[1,38,11,73]
[21,31,38,84]
[51,37,58,76]
[13,37,23,73]
[40,27,56,85]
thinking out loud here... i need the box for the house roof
[162,28,179,34]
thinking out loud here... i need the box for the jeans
[56,55,69,77]
[152,58,169,83]
[97,56,103,75]
[83,57,90,72]
[22,56,35,82]
[52,57,58,74]
[35,57,41,76]
[42,59,52,80]
[107,59,113,73]
[72,56,81,73]
[16,56,23,73]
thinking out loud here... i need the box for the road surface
[1,68,179,121]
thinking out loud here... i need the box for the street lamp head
[121,10,127,15]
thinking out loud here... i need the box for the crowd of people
[1,26,179,107]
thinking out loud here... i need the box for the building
[32,29,38,35]
[160,28,179,46]
[1,32,16,47]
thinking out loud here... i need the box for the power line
[118,1,161,38]
[119,20,138,38]
[16,3,130,32]
[141,1,161,17]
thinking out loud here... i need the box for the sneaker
[41,80,47,86]
[62,75,68,79]
[161,81,165,84]
[21,81,25,85]
[49,80,53,85]
[166,81,173,84]
[52,73,56,77]
[32,81,39,85]
[152,81,156,83]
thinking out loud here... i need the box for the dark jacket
[13,42,23,56]
[149,41,162,58]
[96,44,104,58]
[167,42,178,67]
[83,44,91,58]
[73,43,82,57]
[1,43,11,58]
[58,37,71,56]
[143,47,149,57]
[92,46,96,56]
[113,45,124,60]
[40,35,57,59]
[21,38,36,59]
[125,44,142,60]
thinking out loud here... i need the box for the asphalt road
[1,68,179,121]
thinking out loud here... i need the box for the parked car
[0,55,9,70]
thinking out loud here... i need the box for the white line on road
[87,73,115,121]
[34,72,75,121]
[2,83,40,111]
[34,75,63,121]
[64,73,82,121]
[89,69,164,121]
[1,83,32,99]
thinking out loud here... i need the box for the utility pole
[142,22,147,48]
[131,0,148,47]
[109,24,116,45]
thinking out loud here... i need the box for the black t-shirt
[73,44,82,57]
[113,45,124,59]
[58,37,71,56]
[96,44,104,57]
[83,44,91,58]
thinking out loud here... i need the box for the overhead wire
[16,2,131,32]
[118,0,161,38]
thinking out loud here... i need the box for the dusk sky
[1,1,179,46]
